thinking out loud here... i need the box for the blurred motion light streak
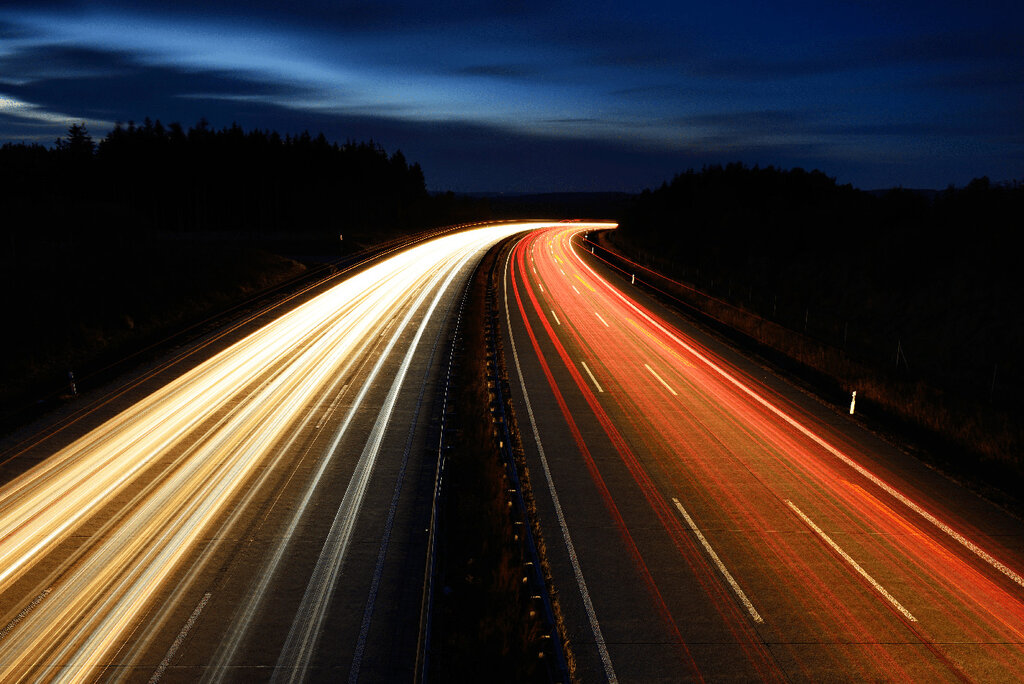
[0,222,542,680]
[508,223,1024,679]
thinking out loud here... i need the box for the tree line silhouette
[613,163,1023,483]
[619,163,1022,395]
[2,118,436,245]
[0,119,467,419]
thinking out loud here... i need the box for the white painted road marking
[151,592,211,683]
[595,312,609,328]
[644,363,677,396]
[787,500,916,622]
[673,499,762,624]
[581,361,604,393]
[315,383,349,430]
[551,310,561,326]
[273,250,473,682]
[573,251,1024,591]
[504,247,618,684]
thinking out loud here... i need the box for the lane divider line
[0,587,50,643]
[786,500,917,622]
[672,499,763,624]
[150,592,211,683]
[581,361,604,394]
[572,240,1024,592]
[551,310,561,326]
[644,364,678,396]
[315,383,349,430]
[572,285,581,295]
[595,312,609,328]
[504,246,618,684]
[272,251,473,682]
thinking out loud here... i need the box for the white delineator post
[849,390,857,415]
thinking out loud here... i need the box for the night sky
[1,1,1021,192]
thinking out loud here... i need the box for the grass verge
[431,239,572,682]
[591,230,1023,510]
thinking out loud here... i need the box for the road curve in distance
[502,223,1024,682]
[0,221,550,682]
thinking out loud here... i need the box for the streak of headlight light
[0,253,428,678]
[210,224,551,679]
[271,234,477,682]
[0,252,418,593]
[207,245,453,679]
[0,222,549,679]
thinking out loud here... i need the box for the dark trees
[1,119,432,246]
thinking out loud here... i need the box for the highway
[501,224,1024,682]
[0,222,545,682]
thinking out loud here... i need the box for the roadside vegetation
[0,120,480,419]
[431,240,569,682]
[605,163,1023,501]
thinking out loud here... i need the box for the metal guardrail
[416,238,570,683]
[482,263,571,683]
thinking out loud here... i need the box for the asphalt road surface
[0,222,545,682]
[501,224,1024,682]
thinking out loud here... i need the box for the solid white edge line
[786,500,917,622]
[644,363,677,396]
[581,361,604,394]
[504,244,618,684]
[595,312,609,328]
[672,499,762,624]
[568,234,1024,591]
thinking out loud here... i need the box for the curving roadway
[501,223,1024,682]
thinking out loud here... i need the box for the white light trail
[0,222,551,679]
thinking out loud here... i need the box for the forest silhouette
[612,163,1023,490]
[0,119,477,418]
[2,118,432,239]
[2,128,1022,492]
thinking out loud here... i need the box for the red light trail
[504,223,1024,681]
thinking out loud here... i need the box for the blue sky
[1,1,1021,191]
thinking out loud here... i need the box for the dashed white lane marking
[672,499,763,624]
[581,361,604,393]
[150,592,211,683]
[787,500,916,622]
[644,363,677,396]
[315,384,349,430]
[595,312,609,328]
[0,588,51,642]
[504,246,617,684]
[576,251,1024,590]
[551,310,561,326]
[572,284,581,295]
